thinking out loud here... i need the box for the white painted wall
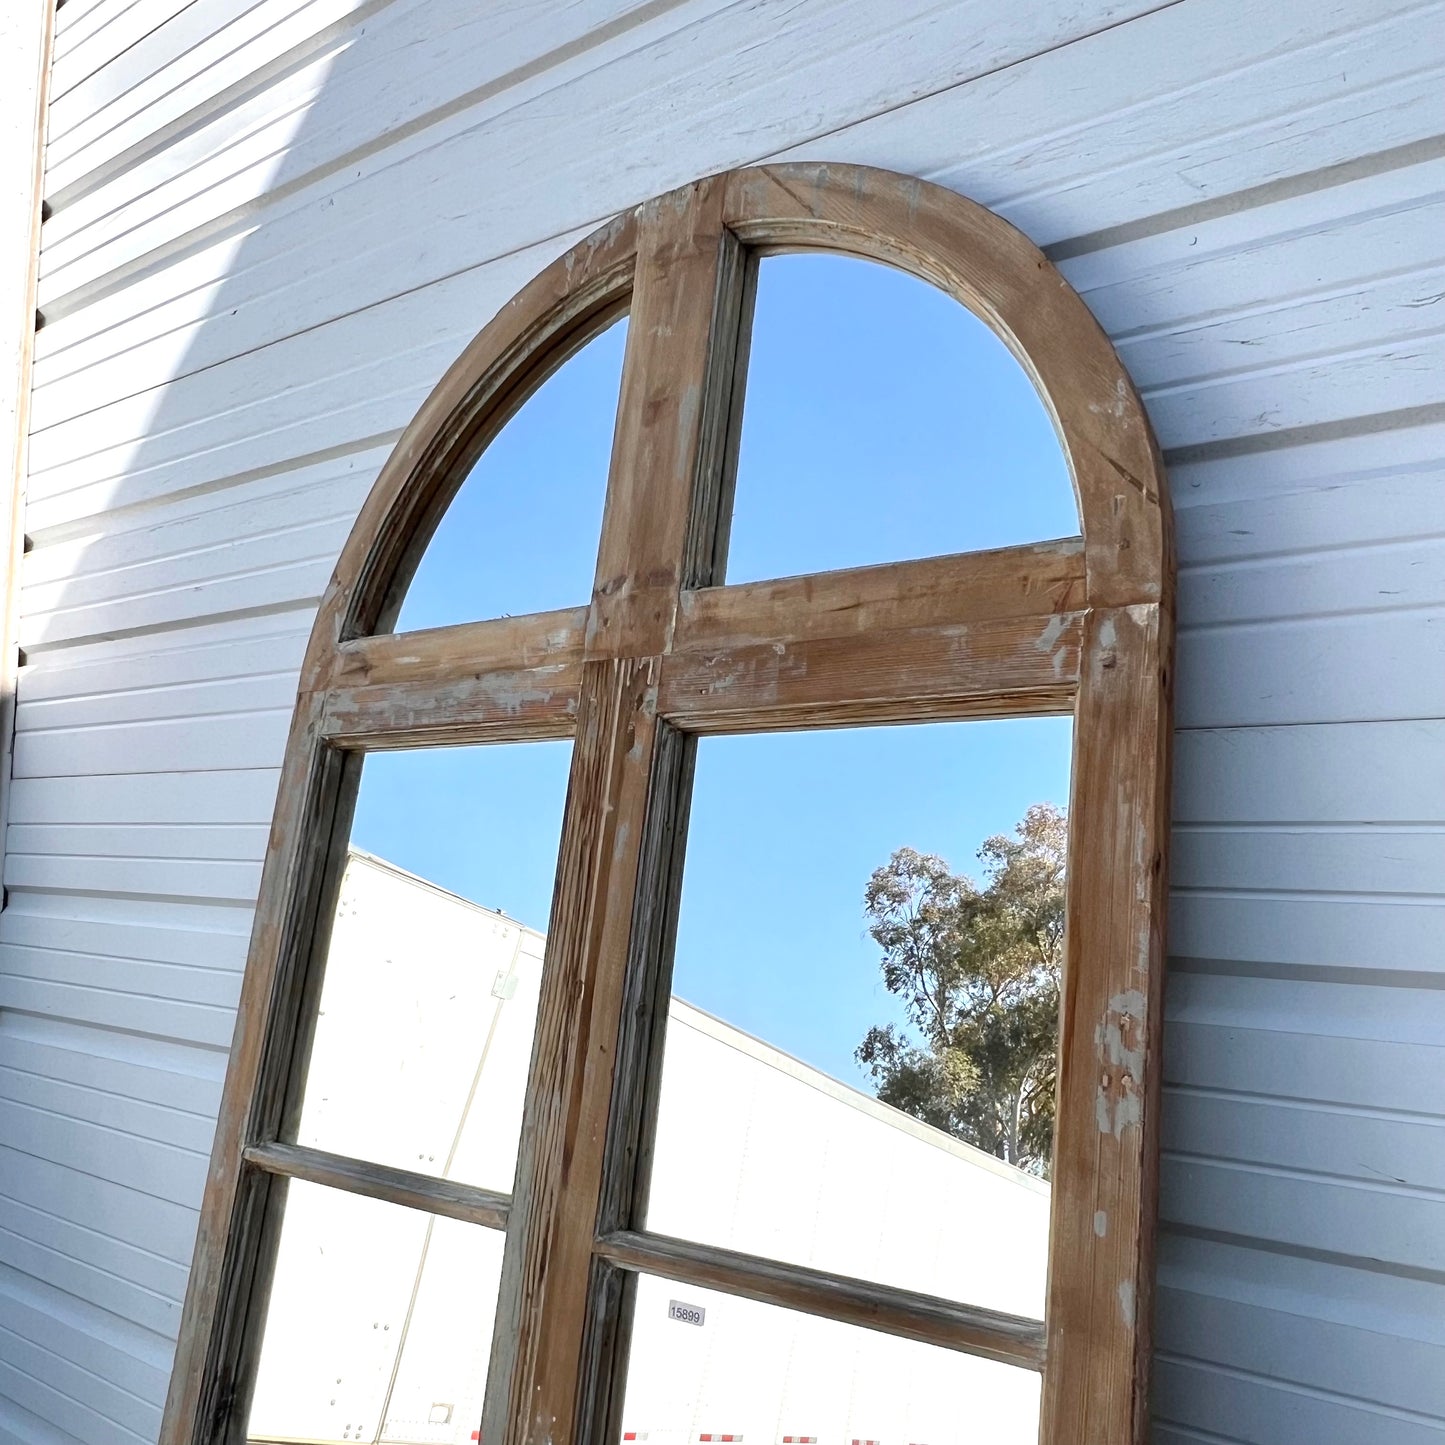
[3,1,1443,1442]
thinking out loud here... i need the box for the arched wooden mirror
[162,164,1171,1445]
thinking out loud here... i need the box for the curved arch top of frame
[310,163,1168,687]
[306,206,641,669]
[719,164,1169,609]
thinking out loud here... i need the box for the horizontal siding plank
[18,537,344,649]
[18,614,312,698]
[47,0,372,192]
[0,978,235,1051]
[1157,1285,1445,1417]
[0,1213,185,1342]
[5,772,279,827]
[0,906,250,971]
[1181,536,1445,628]
[1154,1354,1445,1445]
[1171,893,1445,977]
[1172,828,1445,896]
[0,1343,143,1445]
[5,822,269,864]
[0,1270,170,1414]
[1175,611,1445,728]
[0,944,244,1012]
[12,709,293,777]
[3,854,259,903]
[1166,969,1445,1046]
[47,0,195,101]
[1162,1091,1445,1193]
[0,1099,206,1209]
[15,672,301,732]
[1075,172,1445,340]
[1160,1155,1444,1275]
[0,1017,225,1117]
[0,1065,218,1157]
[1174,722,1445,824]
[1165,1020,1445,1117]
[1178,466,1445,568]
[0,1147,197,1274]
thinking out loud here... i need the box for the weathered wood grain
[1043,602,1172,1445]
[243,1141,510,1230]
[484,657,664,1445]
[320,666,580,749]
[490,174,747,1445]
[584,173,747,658]
[660,611,1082,732]
[676,538,1086,650]
[332,607,588,686]
[595,1229,1047,1370]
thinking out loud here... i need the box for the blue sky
[354,253,1076,1088]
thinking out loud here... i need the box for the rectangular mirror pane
[246,1181,503,1445]
[643,720,1071,1321]
[617,1272,1040,1444]
[294,741,571,1194]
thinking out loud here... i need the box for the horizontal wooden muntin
[315,541,1088,748]
[594,1229,1047,1372]
[659,611,1081,733]
[243,1140,511,1231]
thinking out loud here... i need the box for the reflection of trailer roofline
[346,846,544,941]
[346,846,1046,1198]
[668,1001,1049,1194]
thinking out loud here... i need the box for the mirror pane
[644,720,1071,1320]
[724,254,1076,583]
[246,1182,503,1445]
[617,1273,1040,1444]
[393,316,626,631]
[294,741,571,1193]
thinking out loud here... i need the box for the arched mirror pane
[723,255,1077,583]
[392,317,627,631]
[293,742,572,1193]
[644,718,1072,1322]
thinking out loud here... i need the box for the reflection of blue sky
[354,252,1075,1088]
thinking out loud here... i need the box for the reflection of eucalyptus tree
[856,804,1067,1177]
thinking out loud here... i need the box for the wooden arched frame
[163,164,1172,1445]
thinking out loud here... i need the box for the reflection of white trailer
[247,851,1047,1445]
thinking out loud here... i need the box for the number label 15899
[667,1299,706,1327]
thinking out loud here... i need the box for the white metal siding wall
[4,1,1443,1441]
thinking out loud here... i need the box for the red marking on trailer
[697,1436,743,1441]
[781,1437,817,1443]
